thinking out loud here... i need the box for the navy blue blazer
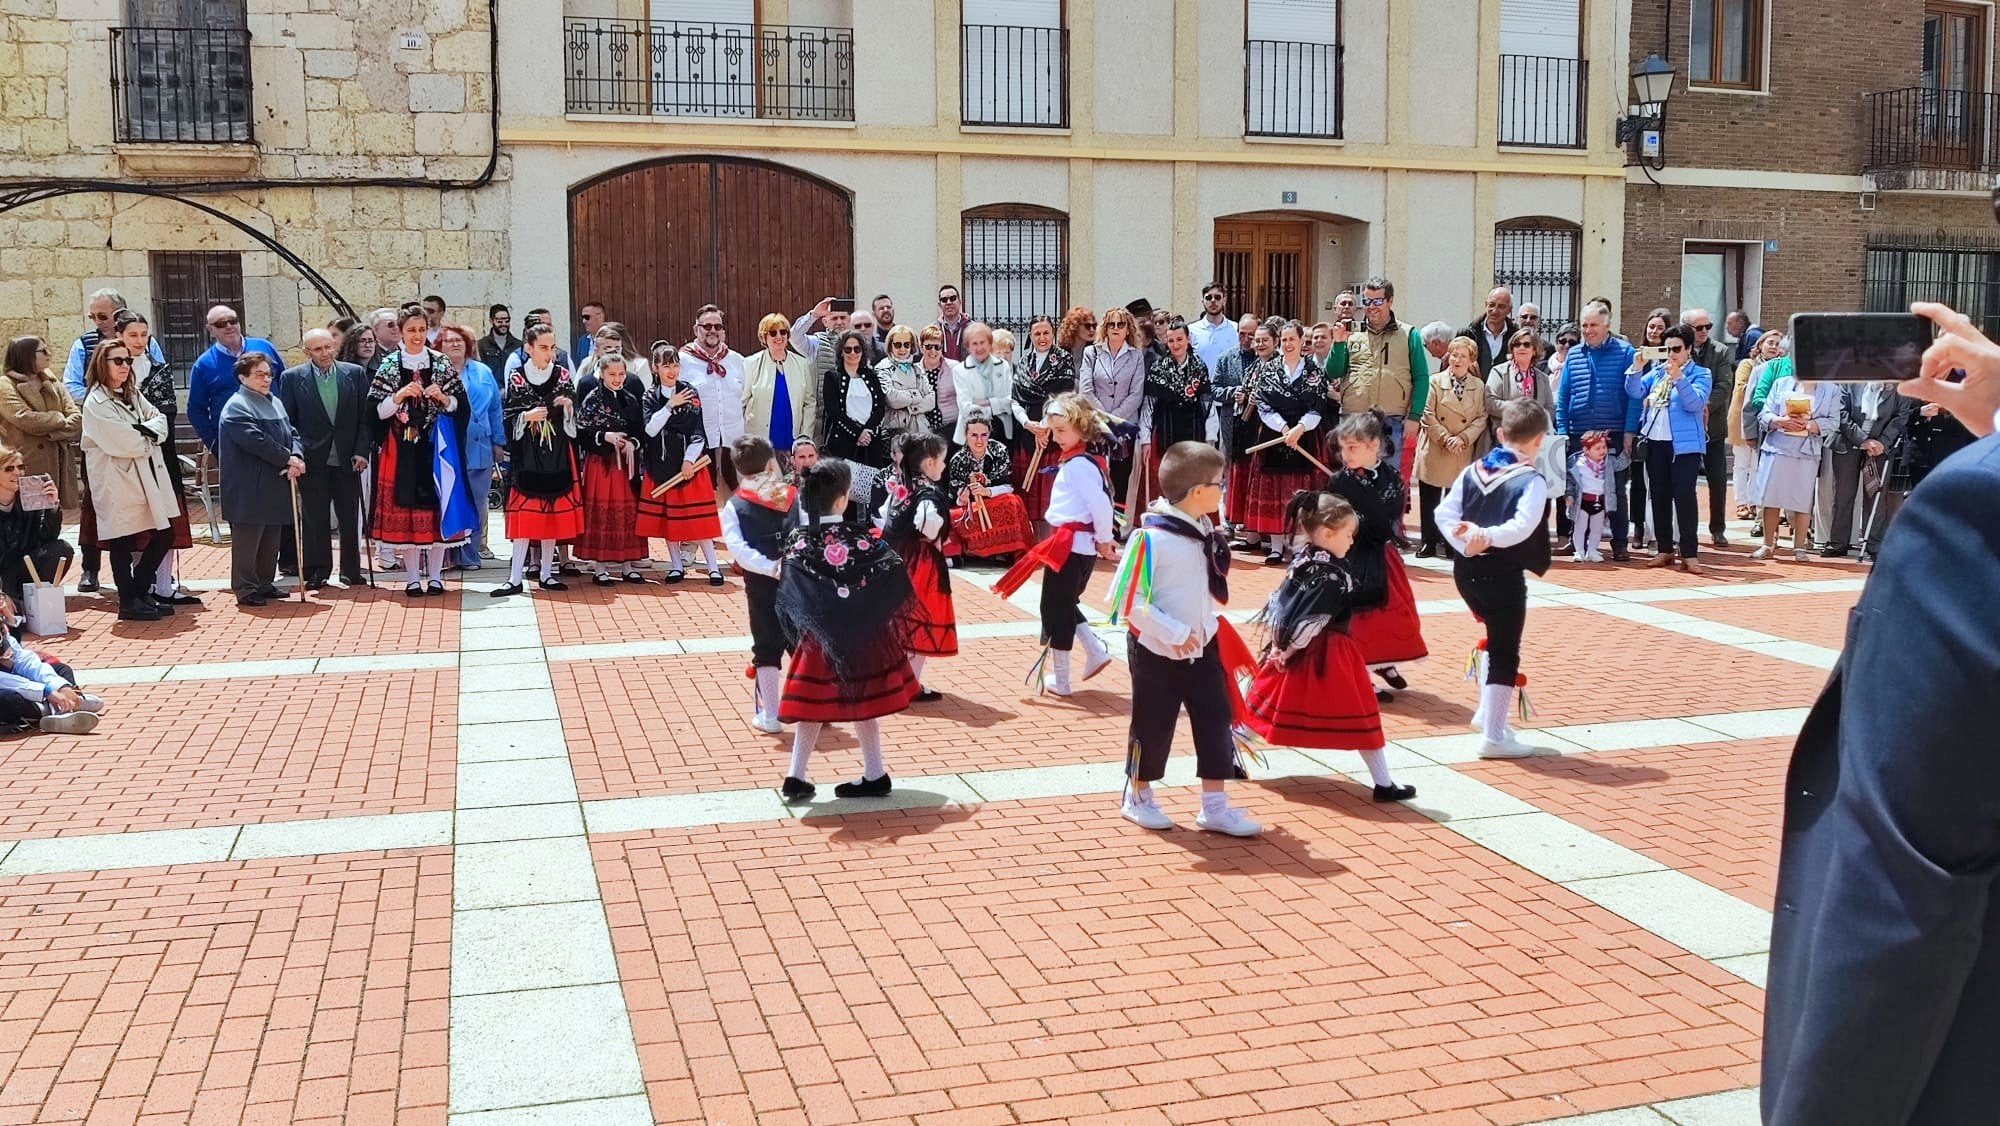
[1764,432,2000,1124]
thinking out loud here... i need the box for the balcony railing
[1244,40,1342,139]
[1498,54,1586,149]
[962,25,1068,128]
[1865,86,2000,186]
[109,27,253,144]
[562,18,854,121]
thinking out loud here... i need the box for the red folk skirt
[574,453,645,562]
[1233,461,1318,536]
[950,493,1034,558]
[1347,544,1429,668]
[373,438,452,546]
[778,636,919,723]
[636,471,722,541]
[505,478,584,542]
[1244,630,1386,751]
[1010,444,1056,524]
[899,541,958,657]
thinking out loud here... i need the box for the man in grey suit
[277,328,372,587]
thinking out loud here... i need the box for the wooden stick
[1022,441,1045,484]
[51,557,67,589]
[974,496,991,531]
[649,454,712,498]
[1298,448,1334,477]
[23,556,41,586]
[1243,434,1289,455]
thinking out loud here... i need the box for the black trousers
[1127,637,1236,782]
[1629,439,1651,539]
[743,573,785,668]
[0,688,41,730]
[299,465,363,583]
[1454,567,1527,686]
[1700,437,1729,536]
[1825,448,1865,549]
[1567,430,1631,549]
[1039,551,1094,650]
[1647,443,1702,558]
[1418,482,1444,550]
[230,523,282,600]
[105,530,172,605]
[1,540,73,607]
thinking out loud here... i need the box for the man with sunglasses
[1323,277,1432,471]
[931,284,970,362]
[1187,283,1237,372]
[62,289,166,404]
[188,305,290,572]
[1681,307,1736,547]
[680,306,747,487]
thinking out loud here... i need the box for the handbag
[21,582,65,637]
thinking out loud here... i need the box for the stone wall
[0,0,511,352]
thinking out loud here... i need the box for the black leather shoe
[119,599,166,620]
[142,594,175,616]
[234,596,267,609]
[538,577,568,591]
[1610,548,1632,563]
[1820,545,1850,558]
[1373,783,1417,803]
[780,776,816,802]
[165,589,204,604]
[913,689,943,703]
[1414,544,1438,559]
[833,773,892,798]
[77,574,100,593]
[426,580,445,596]
[405,582,423,599]
[488,582,523,598]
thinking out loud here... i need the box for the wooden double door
[1214,219,1313,323]
[568,157,854,351]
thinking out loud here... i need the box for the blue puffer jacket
[459,361,505,471]
[1625,362,1712,455]
[1556,336,1640,435]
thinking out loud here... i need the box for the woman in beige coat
[0,337,82,506]
[80,340,178,621]
[1414,336,1491,557]
[740,313,817,464]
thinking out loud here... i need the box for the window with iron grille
[1494,221,1581,333]
[150,251,246,382]
[1244,0,1341,139]
[961,205,1068,336]
[961,0,1067,128]
[1866,236,2000,340]
[114,0,253,143]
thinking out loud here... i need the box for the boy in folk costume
[994,392,1118,696]
[1104,442,1262,836]
[636,350,724,585]
[492,324,584,597]
[878,432,957,702]
[1436,398,1554,760]
[1242,491,1416,803]
[719,436,796,735]
[574,355,650,584]
[776,459,920,802]
[1327,409,1428,700]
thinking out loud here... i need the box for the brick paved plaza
[0,507,1854,1126]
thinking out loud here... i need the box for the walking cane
[289,471,307,603]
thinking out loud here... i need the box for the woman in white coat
[953,322,1014,446]
[79,339,178,621]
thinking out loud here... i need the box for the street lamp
[1616,53,1677,170]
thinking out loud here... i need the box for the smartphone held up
[1789,312,1934,383]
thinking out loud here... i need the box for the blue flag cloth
[432,417,479,543]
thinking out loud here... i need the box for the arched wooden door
[569,157,854,351]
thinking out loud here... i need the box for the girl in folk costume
[369,307,472,597]
[1236,320,1330,566]
[1138,317,1218,507]
[776,459,921,803]
[574,353,649,584]
[820,330,889,468]
[1327,409,1428,699]
[1242,491,1417,803]
[719,436,797,735]
[994,392,1118,696]
[878,432,957,702]
[1011,315,1079,525]
[636,351,725,585]
[948,417,1034,561]
[492,325,585,597]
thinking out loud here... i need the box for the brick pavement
[0,515,1870,1124]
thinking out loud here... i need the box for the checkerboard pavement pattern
[0,505,1871,1124]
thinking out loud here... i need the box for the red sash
[994,521,1093,598]
[1213,618,1258,728]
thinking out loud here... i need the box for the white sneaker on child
[1571,551,1586,563]
[40,711,97,735]
[1478,736,1539,759]
[1587,550,1604,563]
[1121,794,1175,831]
[750,714,783,735]
[79,693,105,714]
[1195,805,1263,837]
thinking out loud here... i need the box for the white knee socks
[404,548,423,585]
[909,655,926,689]
[665,542,683,572]
[754,666,782,722]
[1076,625,1108,665]
[152,550,177,597]
[1360,749,1396,788]
[426,544,447,584]
[789,721,822,781]
[508,540,531,585]
[698,540,719,573]
[856,719,886,780]
[1480,684,1514,744]
[1049,649,1072,694]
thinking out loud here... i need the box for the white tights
[509,539,555,584]
[402,544,447,584]
[667,540,720,574]
[787,719,886,783]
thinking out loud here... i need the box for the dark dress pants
[299,463,362,583]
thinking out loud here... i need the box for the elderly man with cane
[1763,299,2000,1125]
[218,353,305,607]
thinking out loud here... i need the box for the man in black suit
[277,328,371,587]
[1763,300,2000,1125]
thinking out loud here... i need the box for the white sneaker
[1195,805,1263,837]
[1478,736,1538,759]
[40,711,98,735]
[750,714,783,735]
[1080,647,1113,682]
[1042,675,1073,697]
[1571,551,1586,563]
[1587,550,1604,563]
[1749,545,1773,560]
[78,693,105,714]
[1121,795,1174,831]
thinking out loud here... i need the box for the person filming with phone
[1763,301,2000,1125]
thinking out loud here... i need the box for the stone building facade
[0,0,509,365]
[1621,0,1997,340]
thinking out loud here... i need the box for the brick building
[1621,0,1997,341]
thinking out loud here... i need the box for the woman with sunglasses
[1625,323,1713,573]
[80,340,178,621]
[742,313,815,465]
[1057,306,1097,370]
[1079,307,1148,514]
[115,312,200,603]
[0,442,72,608]
[916,325,958,437]
[822,329,888,468]
[1628,308,1675,552]
[877,324,939,449]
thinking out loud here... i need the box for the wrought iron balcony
[1498,54,1587,149]
[562,18,854,121]
[1864,86,2000,190]
[109,26,254,144]
[961,25,1069,128]
[1244,40,1342,140]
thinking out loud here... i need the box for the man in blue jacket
[187,305,287,568]
[1555,303,1639,559]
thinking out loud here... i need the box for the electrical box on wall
[1641,130,1662,159]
